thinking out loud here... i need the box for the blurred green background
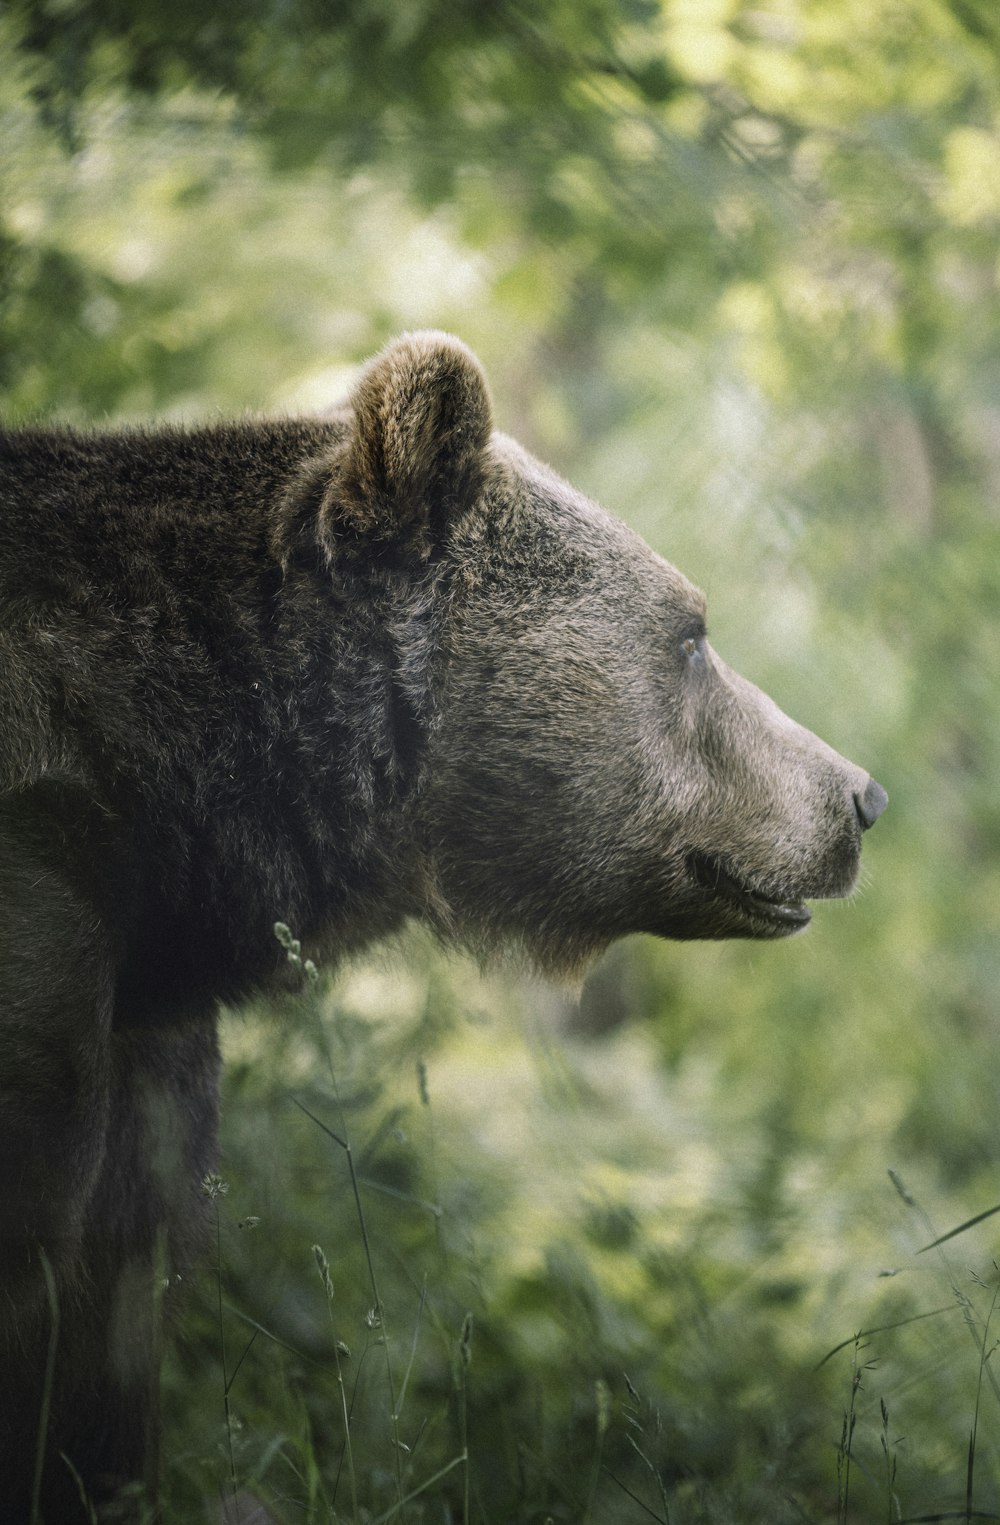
[4,2,1000,1520]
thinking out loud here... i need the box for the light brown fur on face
[406,376,886,971]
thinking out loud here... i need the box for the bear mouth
[686,851,812,931]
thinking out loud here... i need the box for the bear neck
[2,420,438,1015]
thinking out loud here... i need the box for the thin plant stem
[838,1337,865,1525]
[30,1251,60,1525]
[967,1270,1000,1524]
[314,1245,360,1524]
[457,1312,473,1525]
[294,1096,406,1514]
[203,1175,238,1511]
[276,921,409,1517]
[623,1431,672,1525]
[396,1279,427,1423]
[369,1451,468,1525]
[889,1172,1000,1416]
[583,1379,610,1525]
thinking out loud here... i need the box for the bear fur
[0,332,886,1520]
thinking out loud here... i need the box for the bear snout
[854,777,889,831]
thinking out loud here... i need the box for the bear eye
[682,636,698,657]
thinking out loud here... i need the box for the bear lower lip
[686,851,811,929]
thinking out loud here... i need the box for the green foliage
[159,947,1000,1521]
[6,2,1000,1518]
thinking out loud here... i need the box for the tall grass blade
[816,1305,957,1370]
[31,1251,60,1525]
[294,1093,406,1514]
[918,1205,1000,1254]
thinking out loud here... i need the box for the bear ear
[336,331,492,547]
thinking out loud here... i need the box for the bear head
[307,331,887,975]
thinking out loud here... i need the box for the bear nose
[854,777,889,831]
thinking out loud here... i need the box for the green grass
[155,934,1000,1523]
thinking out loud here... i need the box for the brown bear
[0,332,886,1521]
